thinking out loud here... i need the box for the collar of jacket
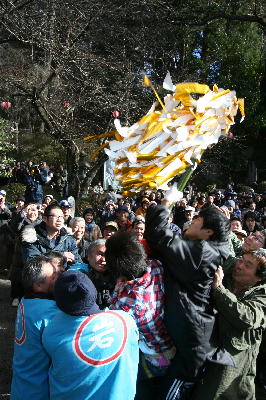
[22,221,68,244]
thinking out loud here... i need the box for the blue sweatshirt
[42,309,139,400]
[11,297,59,400]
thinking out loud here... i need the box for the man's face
[103,227,117,239]
[231,220,242,231]
[87,245,106,273]
[124,202,131,210]
[17,200,25,208]
[26,204,39,221]
[84,213,93,223]
[208,196,214,204]
[35,261,64,294]
[249,203,256,211]
[133,222,145,240]
[72,221,85,240]
[62,206,71,219]
[0,195,6,205]
[245,217,255,231]
[44,208,65,232]
[233,254,261,288]
[184,216,213,240]
[116,210,129,223]
[185,210,194,221]
[243,231,265,252]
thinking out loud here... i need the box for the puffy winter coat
[21,222,82,264]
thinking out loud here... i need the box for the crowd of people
[0,174,266,400]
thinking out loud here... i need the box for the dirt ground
[0,272,17,399]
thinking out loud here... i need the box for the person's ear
[32,282,42,292]
[205,228,214,239]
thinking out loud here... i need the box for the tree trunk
[64,140,80,198]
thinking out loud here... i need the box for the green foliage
[206,184,217,193]
[3,182,26,204]
[12,133,66,166]
[235,184,253,193]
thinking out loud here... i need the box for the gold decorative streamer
[84,74,245,195]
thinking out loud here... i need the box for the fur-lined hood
[21,224,38,243]
[21,222,71,244]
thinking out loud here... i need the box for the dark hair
[22,255,50,294]
[199,207,230,241]
[83,208,94,218]
[251,249,266,279]
[105,232,147,280]
[230,216,241,222]
[43,203,61,217]
[45,251,65,263]
[132,219,145,228]
[243,211,257,222]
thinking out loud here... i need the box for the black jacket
[145,205,234,381]
[87,268,116,310]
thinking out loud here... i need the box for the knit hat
[54,270,100,316]
[59,200,71,208]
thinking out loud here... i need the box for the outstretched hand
[212,266,224,290]
[164,183,183,206]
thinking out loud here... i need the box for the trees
[0,0,265,193]
[0,118,15,167]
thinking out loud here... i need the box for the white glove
[164,183,183,204]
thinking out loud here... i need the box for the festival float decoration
[84,73,245,196]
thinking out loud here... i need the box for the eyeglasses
[47,215,64,220]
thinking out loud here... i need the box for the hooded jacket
[145,205,234,381]
[21,222,82,264]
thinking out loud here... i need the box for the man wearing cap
[83,207,102,241]
[42,270,139,400]
[22,204,82,264]
[59,200,73,227]
[115,205,132,231]
[103,221,118,239]
[99,198,116,231]
[182,205,195,232]
[11,255,64,400]
[0,189,12,228]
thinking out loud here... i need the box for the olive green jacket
[223,231,243,273]
[194,280,266,400]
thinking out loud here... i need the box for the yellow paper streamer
[84,74,245,195]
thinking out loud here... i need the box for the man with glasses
[22,204,82,264]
